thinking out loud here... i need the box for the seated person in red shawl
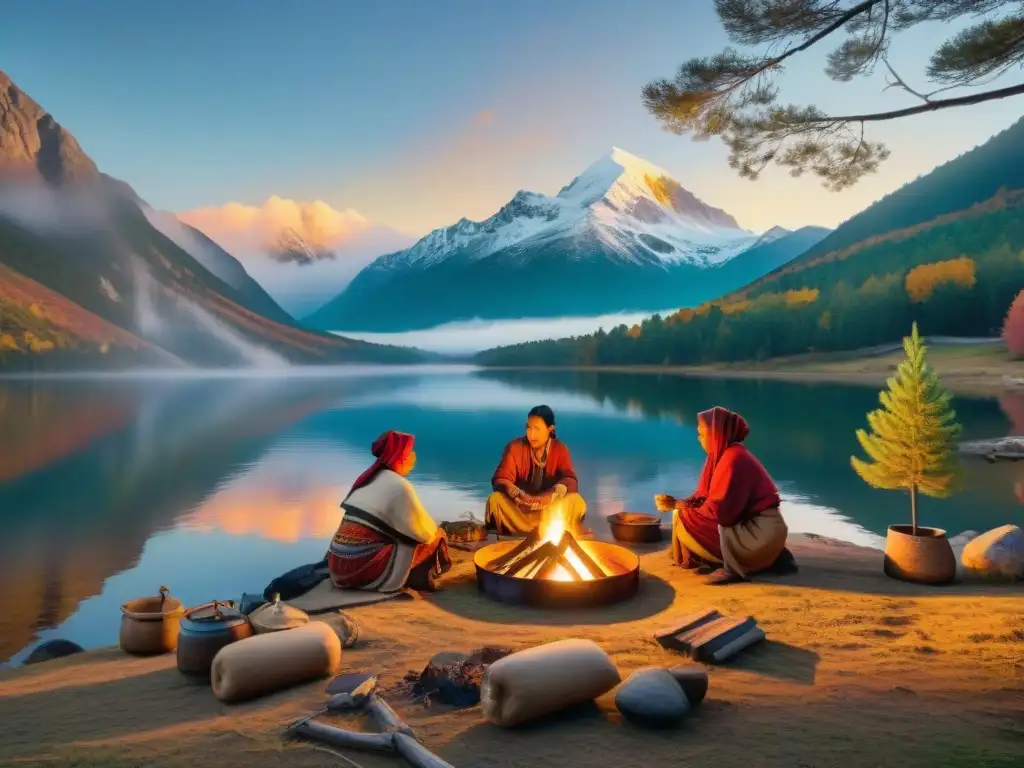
[656,406,797,585]
[328,430,452,592]
[485,405,587,535]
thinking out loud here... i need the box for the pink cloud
[177,196,372,257]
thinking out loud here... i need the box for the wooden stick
[502,541,557,577]
[563,532,607,579]
[485,530,539,571]
[394,732,457,768]
[286,718,396,754]
[534,535,582,581]
[366,694,418,740]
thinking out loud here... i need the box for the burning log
[490,529,608,582]
[487,530,542,573]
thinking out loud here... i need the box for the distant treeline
[476,199,1024,367]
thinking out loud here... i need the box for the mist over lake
[330,309,680,354]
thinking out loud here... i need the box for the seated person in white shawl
[327,430,451,591]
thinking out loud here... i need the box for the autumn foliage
[904,257,976,304]
[1003,289,1024,357]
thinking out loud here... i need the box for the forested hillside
[477,119,1024,368]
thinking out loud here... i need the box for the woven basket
[883,525,956,585]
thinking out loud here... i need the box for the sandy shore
[1,535,1022,768]
[495,345,1024,398]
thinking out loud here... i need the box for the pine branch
[802,80,1024,123]
[646,0,1024,188]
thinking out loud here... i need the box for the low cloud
[177,196,373,257]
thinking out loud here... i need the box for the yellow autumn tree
[851,324,962,535]
[905,257,977,304]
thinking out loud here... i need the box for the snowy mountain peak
[368,148,759,273]
[558,147,744,231]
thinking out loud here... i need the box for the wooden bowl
[607,512,663,544]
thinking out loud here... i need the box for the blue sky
[2,0,1021,235]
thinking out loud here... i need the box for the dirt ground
[1,535,1022,768]
[563,344,1024,398]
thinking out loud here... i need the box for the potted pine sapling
[851,323,962,585]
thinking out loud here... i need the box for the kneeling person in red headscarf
[656,406,797,585]
[328,430,452,592]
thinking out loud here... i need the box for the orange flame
[537,499,594,582]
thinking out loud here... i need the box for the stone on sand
[25,639,84,665]
[615,667,690,727]
[961,525,1024,580]
[668,665,709,706]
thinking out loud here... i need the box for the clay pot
[883,525,957,585]
[607,512,663,544]
[119,586,185,655]
[177,600,254,678]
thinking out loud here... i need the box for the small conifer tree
[851,323,962,535]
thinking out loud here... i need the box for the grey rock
[962,525,1024,580]
[25,639,84,665]
[614,667,690,727]
[668,665,709,706]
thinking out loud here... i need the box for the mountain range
[0,70,422,369]
[475,115,1024,367]
[304,148,831,333]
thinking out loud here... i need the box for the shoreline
[2,535,1022,767]
[483,345,1023,398]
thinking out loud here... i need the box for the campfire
[488,501,607,582]
[474,499,641,608]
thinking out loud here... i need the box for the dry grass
[1,536,1022,768]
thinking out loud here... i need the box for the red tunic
[491,438,579,496]
[680,443,780,560]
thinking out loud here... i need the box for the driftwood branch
[395,733,456,768]
[288,693,456,768]
[366,694,418,739]
[286,718,395,754]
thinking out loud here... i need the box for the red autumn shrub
[1003,289,1024,357]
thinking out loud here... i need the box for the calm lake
[1,366,1021,665]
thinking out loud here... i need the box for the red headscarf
[344,430,415,501]
[694,406,749,497]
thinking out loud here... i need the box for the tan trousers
[484,492,587,536]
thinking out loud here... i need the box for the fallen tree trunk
[958,437,1024,462]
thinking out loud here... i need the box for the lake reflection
[0,367,1020,664]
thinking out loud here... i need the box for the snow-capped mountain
[305,148,819,333]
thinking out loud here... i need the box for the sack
[480,638,620,727]
[210,622,342,703]
[262,556,329,601]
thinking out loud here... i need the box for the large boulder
[961,525,1024,581]
[614,667,691,727]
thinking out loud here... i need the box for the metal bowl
[474,539,640,609]
[607,512,664,544]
